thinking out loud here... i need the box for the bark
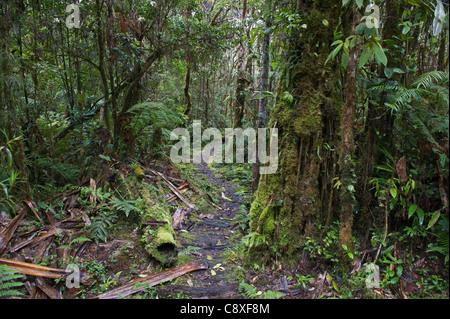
[437,29,448,72]
[251,19,271,194]
[338,4,358,261]
[232,0,249,129]
[249,0,340,262]
[183,66,193,118]
[95,0,110,128]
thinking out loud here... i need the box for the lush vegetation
[0,0,448,299]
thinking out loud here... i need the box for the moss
[264,214,275,234]
[293,98,323,137]
[133,165,145,181]
[138,184,179,266]
[142,221,178,266]
[247,0,341,265]
[117,172,134,200]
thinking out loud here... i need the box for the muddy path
[157,162,245,299]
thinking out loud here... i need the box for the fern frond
[412,71,449,90]
[0,265,24,299]
[178,246,202,256]
[261,290,285,299]
[238,281,258,299]
[111,197,142,218]
[70,236,92,245]
[409,111,440,147]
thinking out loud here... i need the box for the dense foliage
[0,0,448,299]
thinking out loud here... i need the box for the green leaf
[99,154,111,161]
[408,204,418,218]
[389,184,398,199]
[325,42,343,65]
[417,207,424,225]
[355,23,366,35]
[427,211,441,229]
[356,0,364,9]
[358,46,372,68]
[342,0,351,6]
[373,43,387,66]
[341,49,349,69]
[397,265,403,277]
[384,67,393,79]
[331,40,343,47]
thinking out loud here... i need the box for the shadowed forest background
[0,0,448,300]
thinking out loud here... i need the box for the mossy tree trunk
[233,0,249,129]
[338,3,358,263]
[251,17,272,193]
[249,0,341,262]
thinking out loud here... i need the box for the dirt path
[157,162,245,299]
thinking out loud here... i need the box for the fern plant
[178,245,202,256]
[0,132,22,215]
[110,197,142,218]
[427,216,449,265]
[88,208,118,243]
[0,265,24,299]
[238,281,285,299]
[126,101,185,158]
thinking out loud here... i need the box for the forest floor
[2,158,446,299]
[155,161,245,298]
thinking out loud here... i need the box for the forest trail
[157,162,245,299]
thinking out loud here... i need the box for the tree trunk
[183,66,193,118]
[338,4,358,262]
[251,19,271,193]
[249,0,340,262]
[232,0,249,129]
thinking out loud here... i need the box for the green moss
[264,214,275,234]
[137,183,179,266]
[293,99,323,137]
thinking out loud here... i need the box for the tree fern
[0,265,24,299]
[127,101,184,132]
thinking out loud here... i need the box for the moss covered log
[139,188,179,266]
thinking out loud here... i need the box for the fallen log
[141,190,179,265]
[95,260,208,299]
